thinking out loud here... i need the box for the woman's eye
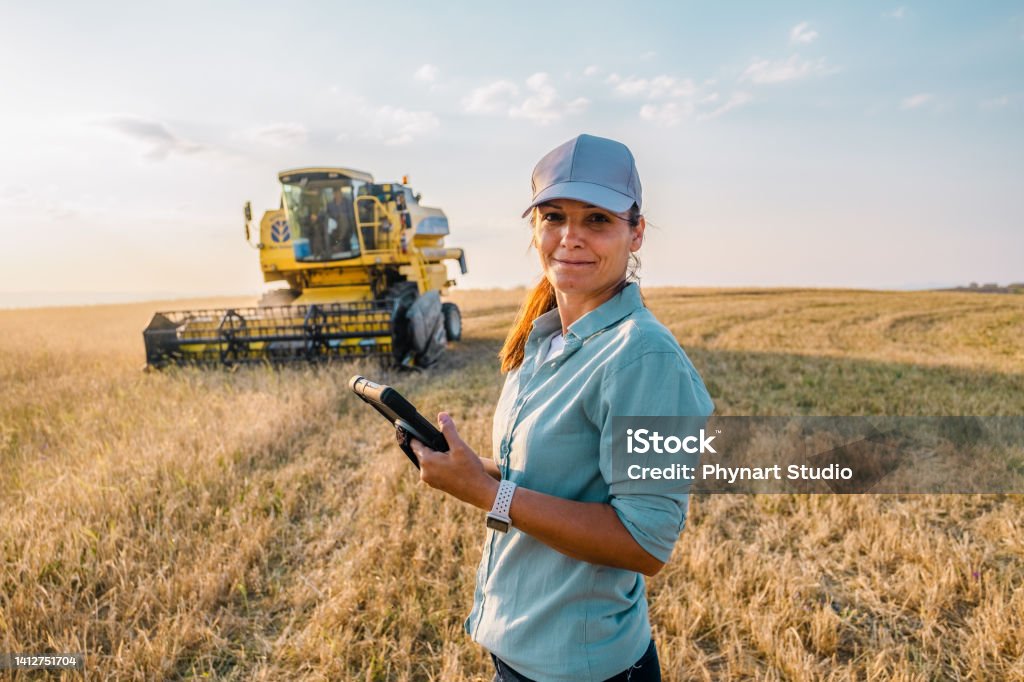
[542,212,563,223]
[587,213,611,225]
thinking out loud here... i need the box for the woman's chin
[550,273,622,297]
[549,269,598,289]
[549,276,587,293]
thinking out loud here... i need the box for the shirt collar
[529,282,644,345]
[531,306,562,337]
[568,282,643,342]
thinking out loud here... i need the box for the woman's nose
[559,220,585,247]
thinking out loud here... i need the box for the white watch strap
[490,479,517,519]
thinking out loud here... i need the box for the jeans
[491,639,661,682]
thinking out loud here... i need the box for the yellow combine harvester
[143,167,467,368]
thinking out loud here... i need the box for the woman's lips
[553,258,596,267]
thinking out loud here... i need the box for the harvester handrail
[354,195,400,254]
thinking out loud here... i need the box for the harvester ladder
[355,196,397,252]
[413,250,431,294]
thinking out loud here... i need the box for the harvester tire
[406,290,446,367]
[442,302,462,342]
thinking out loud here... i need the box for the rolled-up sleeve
[610,493,687,563]
[599,351,714,563]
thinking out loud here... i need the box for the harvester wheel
[442,302,462,342]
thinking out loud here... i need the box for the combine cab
[144,167,467,368]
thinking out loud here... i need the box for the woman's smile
[552,257,597,267]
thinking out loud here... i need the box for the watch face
[486,516,511,533]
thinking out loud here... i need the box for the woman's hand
[410,414,664,576]
[409,413,499,511]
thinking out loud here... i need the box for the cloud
[583,65,601,77]
[330,96,439,145]
[789,22,818,44]
[698,92,754,121]
[605,70,751,125]
[0,184,29,205]
[370,106,440,145]
[415,64,439,83]
[639,102,694,127]
[741,55,838,84]
[241,122,308,148]
[636,87,752,126]
[463,74,588,125]
[0,185,78,220]
[509,73,589,125]
[979,95,1010,110]
[899,93,933,110]
[608,74,696,99]
[98,115,204,160]
[462,80,519,113]
[883,6,907,19]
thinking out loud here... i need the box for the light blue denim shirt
[466,283,714,681]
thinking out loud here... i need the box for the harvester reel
[217,310,249,365]
[302,305,330,360]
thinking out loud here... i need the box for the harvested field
[1,288,1022,680]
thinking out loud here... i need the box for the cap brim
[521,182,636,218]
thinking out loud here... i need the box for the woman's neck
[553,282,625,335]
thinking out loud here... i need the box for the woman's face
[534,199,644,300]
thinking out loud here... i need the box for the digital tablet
[349,375,449,469]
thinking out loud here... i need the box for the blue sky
[1,1,1022,302]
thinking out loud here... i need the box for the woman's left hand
[409,412,499,511]
[410,414,665,575]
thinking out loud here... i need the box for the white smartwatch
[486,479,517,533]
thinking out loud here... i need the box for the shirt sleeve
[599,350,714,563]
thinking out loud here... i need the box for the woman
[410,134,714,682]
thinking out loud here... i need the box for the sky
[1,1,1022,305]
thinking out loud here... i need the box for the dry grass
[1,288,1022,681]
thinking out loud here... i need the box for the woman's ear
[630,216,646,252]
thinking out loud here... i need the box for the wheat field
[1,288,1022,681]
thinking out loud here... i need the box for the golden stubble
[0,288,1022,680]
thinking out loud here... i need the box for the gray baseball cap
[522,133,642,218]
